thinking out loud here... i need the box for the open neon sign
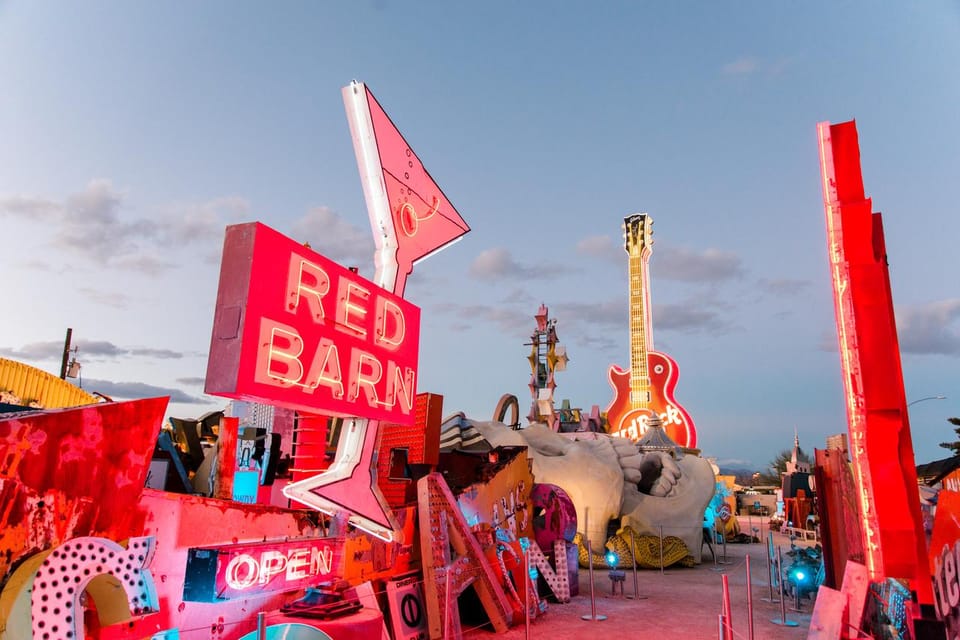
[206,222,420,424]
[184,538,341,601]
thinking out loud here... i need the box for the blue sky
[1,2,957,469]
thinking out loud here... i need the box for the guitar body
[605,350,696,448]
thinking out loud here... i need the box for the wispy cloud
[0,180,250,275]
[77,378,207,404]
[162,196,250,245]
[551,299,626,330]
[78,287,130,309]
[722,56,760,75]
[288,206,374,266]
[758,278,811,296]
[502,288,535,305]
[576,235,621,264]
[0,340,184,361]
[655,245,744,283]
[468,247,565,281]
[897,299,960,356]
[430,302,531,335]
[653,302,732,335]
[815,299,960,357]
[176,376,206,386]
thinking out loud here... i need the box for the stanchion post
[746,555,754,640]
[581,539,607,622]
[718,613,726,640]
[525,546,531,640]
[761,531,779,603]
[257,611,266,640]
[626,530,646,600]
[658,525,666,575]
[770,546,799,627]
[715,525,731,565]
[721,573,733,640]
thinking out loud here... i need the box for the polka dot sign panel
[31,536,159,640]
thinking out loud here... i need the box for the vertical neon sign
[817,120,932,606]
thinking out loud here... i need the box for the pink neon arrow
[282,82,470,542]
[344,81,470,296]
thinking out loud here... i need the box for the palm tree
[937,417,960,455]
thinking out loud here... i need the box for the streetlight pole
[908,395,947,407]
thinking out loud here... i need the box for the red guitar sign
[605,214,697,448]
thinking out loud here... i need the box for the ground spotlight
[605,550,619,568]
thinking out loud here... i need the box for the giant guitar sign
[605,213,696,448]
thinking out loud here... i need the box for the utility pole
[60,328,73,379]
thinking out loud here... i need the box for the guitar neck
[628,244,653,407]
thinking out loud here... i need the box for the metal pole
[581,539,607,621]
[717,525,731,565]
[60,328,72,379]
[627,530,646,600]
[746,555,754,640]
[770,546,799,627]
[761,531,779,603]
[718,613,726,640]
[659,525,665,574]
[257,611,266,640]
[777,548,788,623]
[713,527,719,568]
[525,546,531,640]
[721,573,733,640]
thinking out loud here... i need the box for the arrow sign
[283,82,471,543]
[343,81,470,296]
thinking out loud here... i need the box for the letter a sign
[343,81,470,297]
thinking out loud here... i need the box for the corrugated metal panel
[0,357,98,408]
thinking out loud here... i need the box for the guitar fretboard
[626,216,653,410]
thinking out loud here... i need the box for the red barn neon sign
[206,222,421,424]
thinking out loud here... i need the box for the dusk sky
[1,2,957,470]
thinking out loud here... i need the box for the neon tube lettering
[286,257,330,322]
[395,196,440,237]
[385,361,416,412]
[337,280,370,338]
[222,546,336,591]
[375,297,405,350]
[258,550,287,585]
[350,350,383,405]
[303,337,344,398]
[225,554,259,590]
[254,319,304,388]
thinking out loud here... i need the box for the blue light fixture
[605,550,619,568]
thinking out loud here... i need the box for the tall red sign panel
[817,120,932,605]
